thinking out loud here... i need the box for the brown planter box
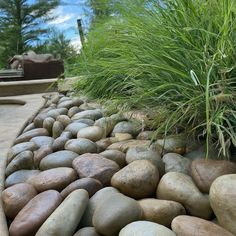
[23,60,64,80]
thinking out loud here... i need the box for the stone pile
[2,94,236,236]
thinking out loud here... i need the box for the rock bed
[2,93,236,236]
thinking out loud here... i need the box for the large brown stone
[14,128,49,144]
[61,178,103,199]
[191,159,236,193]
[27,167,77,192]
[171,215,234,236]
[157,172,213,219]
[209,174,236,235]
[2,183,37,219]
[111,160,159,199]
[92,193,142,236]
[139,199,186,227]
[72,154,120,186]
[9,190,62,236]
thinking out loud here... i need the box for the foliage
[0,0,59,68]
[74,0,236,158]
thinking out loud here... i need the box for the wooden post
[77,19,85,47]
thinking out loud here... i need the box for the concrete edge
[0,95,48,236]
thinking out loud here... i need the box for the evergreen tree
[0,0,59,68]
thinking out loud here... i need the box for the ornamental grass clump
[74,0,236,158]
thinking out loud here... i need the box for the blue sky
[47,0,90,51]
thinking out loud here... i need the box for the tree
[0,0,59,67]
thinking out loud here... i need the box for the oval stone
[74,227,102,236]
[52,121,64,139]
[77,126,105,142]
[111,121,141,137]
[61,177,103,199]
[191,159,236,193]
[27,167,78,192]
[80,187,119,227]
[6,151,34,177]
[111,160,159,199]
[52,137,69,151]
[209,174,236,235]
[93,193,142,236]
[156,172,212,219]
[30,136,54,148]
[65,138,97,154]
[9,190,62,236]
[2,183,37,219]
[72,154,120,186]
[71,109,103,121]
[5,170,40,187]
[139,199,186,227]
[171,215,234,236]
[43,117,55,135]
[56,115,71,127]
[65,122,89,137]
[100,150,126,168]
[119,221,176,236]
[36,190,89,236]
[34,145,53,168]
[39,150,78,170]
[14,128,49,144]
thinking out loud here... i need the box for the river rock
[7,141,37,163]
[115,133,133,141]
[139,199,186,227]
[30,136,54,148]
[153,135,187,154]
[68,106,82,118]
[209,174,236,235]
[34,113,48,128]
[2,183,37,219]
[57,100,75,110]
[65,138,97,154]
[73,154,120,186]
[47,109,60,119]
[74,118,95,126]
[111,121,141,137]
[52,137,68,151]
[56,115,71,127]
[14,128,49,144]
[61,177,103,199]
[34,145,53,167]
[9,190,62,236]
[94,117,116,136]
[60,131,73,139]
[74,227,102,236]
[107,140,151,152]
[157,172,212,219]
[77,126,105,142]
[119,221,176,236]
[5,170,40,187]
[40,150,78,170]
[111,160,159,199]
[43,117,55,135]
[36,189,88,236]
[65,122,89,137]
[163,153,191,175]
[172,215,234,236]
[100,150,126,168]
[96,137,117,151]
[6,151,34,177]
[80,187,119,227]
[126,146,165,176]
[52,121,64,139]
[137,131,154,140]
[93,193,142,236]
[71,109,103,121]
[191,159,236,193]
[27,167,77,192]
[23,122,35,133]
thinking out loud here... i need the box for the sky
[47,0,90,51]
